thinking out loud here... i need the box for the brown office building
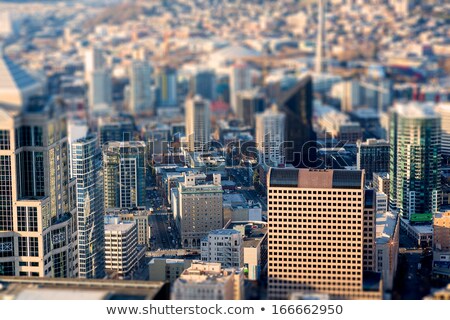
[267,168,381,299]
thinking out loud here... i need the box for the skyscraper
[0,98,78,278]
[128,60,153,114]
[88,69,112,113]
[256,103,286,167]
[156,66,177,107]
[229,62,252,114]
[103,141,146,210]
[435,103,450,157]
[189,69,216,101]
[267,168,381,299]
[235,88,265,127]
[389,102,441,223]
[85,47,112,113]
[277,74,316,168]
[185,95,211,153]
[72,134,105,279]
[356,139,390,181]
[315,0,326,74]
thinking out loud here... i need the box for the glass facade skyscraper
[72,134,105,278]
[389,102,441,223]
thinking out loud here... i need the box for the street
[148,214,180,250]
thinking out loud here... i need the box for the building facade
[357,139,390,181]
[185,95,211,153]
[178,173,223,249]
[103,141,146,209]
[256,104,286,167]
[201,229,243,268]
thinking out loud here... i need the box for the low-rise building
[104,218,145,279]
[105,207,150,248]
[171,262,244,300]
[433,211,450,280]
[201,229,243,268]
[226,221,268,281]
[148,258,193,283]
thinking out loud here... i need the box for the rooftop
[269,168,364,189]
[0,277,167,300]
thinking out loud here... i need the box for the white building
[88,69,112,113]
[376,211,400,294]
[256,104,286,166]
[171,262,244,300]
[128,60,153,114]
[229,62,252,114]
[201,229,243,268]
[104,218,144,279]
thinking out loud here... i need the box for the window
[0,130,10,150]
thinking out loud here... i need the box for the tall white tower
[315,0,326,74]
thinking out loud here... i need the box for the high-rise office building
[189,69,216,101]
[103,141,146,209]
[256,104,286,167]
[85,47,112,113]
[435,103,450,157]
[356,139,390,181]
[0,97,78,278]
[128,60,153,114]
[315,0,326,74]
[88,69,112,113]
[71,134,105,279]
[277,74,316,168]
[389,102,441,223]
[185,95,211,153]
[171,262,244,300]
[201,229,244,268]
[229,62,252,114]
[156,66,177,107]
[178,173,223,249]
[235,88,265,127]
[84,47,105,81]
[267,168,381,299]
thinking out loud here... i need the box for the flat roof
[269,168,363,189]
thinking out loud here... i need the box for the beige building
[267,168,382,300]
[178,173,223,248]
[148,258,193,283]
[105,207,150,248]
[104,219,145,279]
[0,98,78,278]
[171,262,244,300]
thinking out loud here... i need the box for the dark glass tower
[277,74,316,168]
